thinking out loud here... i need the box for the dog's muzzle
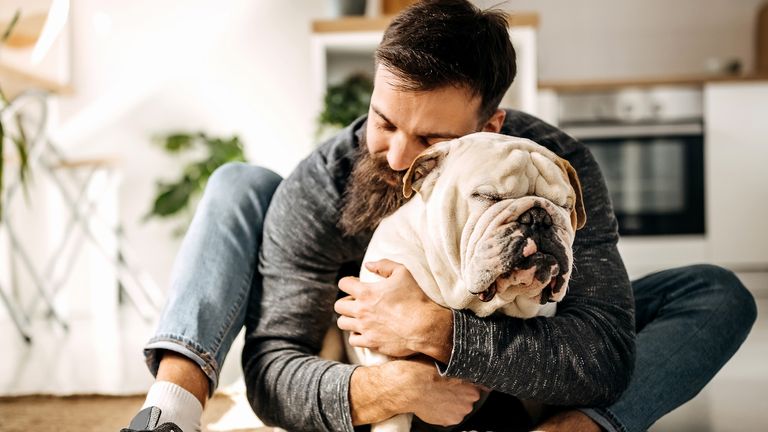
[472,206,569,304]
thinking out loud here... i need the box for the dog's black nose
[518,207,552,231]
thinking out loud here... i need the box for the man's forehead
[370,105,466,139]
[371,66,482,125]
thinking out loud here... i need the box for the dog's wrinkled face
[403,132,586,318]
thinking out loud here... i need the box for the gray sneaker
[121,406,183,432]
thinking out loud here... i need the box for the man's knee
[204,162,283,212]
[687,264,757,331]
[207,162,282,197]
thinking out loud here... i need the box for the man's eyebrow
[371,105,394,125]
[371,105,463,140]
[420,131,463,140]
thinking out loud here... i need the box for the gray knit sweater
[242,110,635,432]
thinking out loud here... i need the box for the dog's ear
[558,158,587,230]
[403,147,448,199]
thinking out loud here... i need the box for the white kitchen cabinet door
[705,82,768,268]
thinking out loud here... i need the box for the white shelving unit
[308,14,540,148]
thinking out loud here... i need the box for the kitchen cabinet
[308,13,540,140]
[705,81,768,269]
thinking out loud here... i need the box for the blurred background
[0,0,766,431]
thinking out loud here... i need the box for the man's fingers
[334,296,357,317]
[364,258,401,278]
[347,332,370,348]
[338,276,363,297]
[336,315,360,333]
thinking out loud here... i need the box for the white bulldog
[348,132,586,432]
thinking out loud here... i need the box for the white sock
[141,381,203,432]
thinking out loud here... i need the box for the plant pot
[331,0,367,16]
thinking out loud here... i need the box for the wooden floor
[0,393,277,432]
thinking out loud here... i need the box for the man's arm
[240,147,362,432]
[240,142,479,431]
[434,132,636,406]
[338,142,635,407]
[441,238,634,406]
[349,359,481,427]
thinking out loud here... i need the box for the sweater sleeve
[438,139,636,407]
[241,144,366,432]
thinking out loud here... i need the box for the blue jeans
[581,265,757,432]
[144,163,757,430]
[144,163,282,392]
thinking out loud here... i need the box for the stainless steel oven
[558,88,705,236]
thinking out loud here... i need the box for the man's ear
[557,158,587,230]
[403,146,449,199]
[481,109,506,133]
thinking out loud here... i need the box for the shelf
[1,13,47,48]
[52,157,118,170]
[313,16,396,33]
[539,74,768,92]
[2,155,117,170]
[312,12,539,33]
[0,63,71,99]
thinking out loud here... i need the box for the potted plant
[0,10,31,223]
[317,72,373,139]
[144,131,246,236]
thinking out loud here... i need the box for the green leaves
[147,177,198,218]
[0,9,25,223]
[158,133,198,153]
[13,112,30,189]
[0,95,33,223]
[1,10,20,43]
[144,132,246,235]
[318,73,373,129]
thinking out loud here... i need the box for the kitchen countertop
[539,74,768,92]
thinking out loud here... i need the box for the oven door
[564,122,705,236]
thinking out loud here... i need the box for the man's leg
[578,264,757,432]
[132,163,282,432]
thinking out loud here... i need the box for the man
[123,1,757,432]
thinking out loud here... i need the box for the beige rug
[0,391,280,432]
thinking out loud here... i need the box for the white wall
[3,0,764,320]
[56,0,328,297]
[475,0,766,80]
[1,0,329,322]
[58,0,328,174]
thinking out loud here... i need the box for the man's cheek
[365,129,389,155]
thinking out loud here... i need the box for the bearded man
[122,2,756,432]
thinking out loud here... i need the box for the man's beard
[338,140,410,237]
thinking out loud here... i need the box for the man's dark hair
[375,0,517,122]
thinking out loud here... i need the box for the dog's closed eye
[470,190,508,203]
[471,191,500,203]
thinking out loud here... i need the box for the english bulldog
[347,132,586,431]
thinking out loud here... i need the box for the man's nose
[386,135,423,171]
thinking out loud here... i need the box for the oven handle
[563,122,703,140]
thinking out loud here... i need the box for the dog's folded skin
[349,132,586,432]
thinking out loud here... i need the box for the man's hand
[335,259,453,362]
[350,358,482,427]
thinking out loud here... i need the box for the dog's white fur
[348,132,586,432]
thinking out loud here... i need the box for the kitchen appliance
[558,87,704,236]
